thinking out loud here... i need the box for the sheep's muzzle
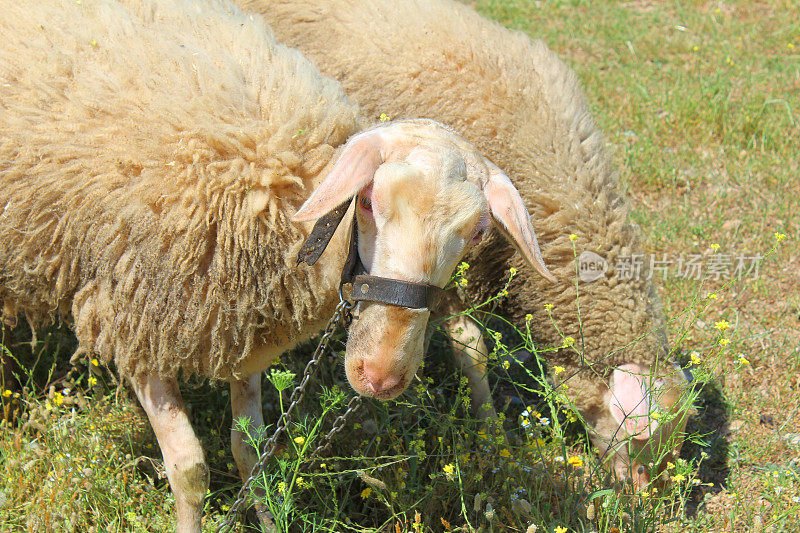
[344,303,429,399]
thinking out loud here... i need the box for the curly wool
[0,0,362,380]
[244,0,674,414]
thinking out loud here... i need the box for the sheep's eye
[358,195,372,212]
[470,227,486,244]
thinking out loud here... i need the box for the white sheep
[0,0,554,530]
[244,0,691,487]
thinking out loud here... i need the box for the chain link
[215,298,359,533]
[309,394,363,458]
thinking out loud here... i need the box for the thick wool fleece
[245,0,675,417]
[0,0,363,380]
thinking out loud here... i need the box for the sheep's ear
[483,160,556,282]
[293,130,384,221]
[608,363,660,440]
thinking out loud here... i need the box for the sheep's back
[0,0,361,379]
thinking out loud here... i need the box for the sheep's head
[591,363,691,489]
[294,119,554,399]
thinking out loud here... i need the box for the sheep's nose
[363,361,402,397]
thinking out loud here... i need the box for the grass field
[1,0,798,531]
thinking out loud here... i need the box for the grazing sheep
[243,0,690,487]
[0,0,553,529]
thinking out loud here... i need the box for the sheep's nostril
[363,362,402,396]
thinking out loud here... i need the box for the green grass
[1,290,708,532]
[2,0,799,531]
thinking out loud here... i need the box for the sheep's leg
[230,374,275,530]
[130,374,208,533]
[443,314,498,421]
[230,374,264,480]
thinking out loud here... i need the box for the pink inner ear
[609,365,659,440]
[482,160,556,282]
[293,132,383,221]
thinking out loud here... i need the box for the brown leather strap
[296,200,351,267]
[340,213,363,286]
[351,274,444,310]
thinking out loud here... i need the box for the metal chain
[309,394,363,458]
[216,298,357,533]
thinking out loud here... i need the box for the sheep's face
[293,119,554,400]
[592,363,689,489]
[345,144,488,399]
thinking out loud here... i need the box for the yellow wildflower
[53,393,64,406]
[715,320,730,330]
[277,481,286,493]
[360,487,372,499]
[2,390,11,398]
[567,456,583,468]
[689,351,701,365]
[502,360,510,370]
[568,234,577,241]
[554,366,565,375]
[499,448,511,458]
[379,113,391,122]
[775,232,786,242]
[710,243,720,252]
[294,436,305,445]
[737,354,751,366]
[555,526,568,533]
[544,303,553,311]
[707,293,718,300]
[442,463,456,480]
[87,376,97,386]
[91,358,100,366]
[563,337,574,347]
[692,45,699,51]
[719,338,730,346]
[525,313,533,322]
[671,473,686,483]
[509,267,518,276]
